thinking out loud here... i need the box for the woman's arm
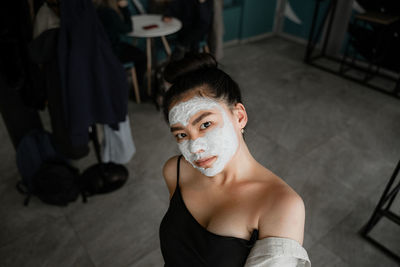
[244,186,309,266]
[258,186,305,244]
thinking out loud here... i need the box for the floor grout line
[64,214,97,267]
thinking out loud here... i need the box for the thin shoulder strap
[176,155,183,188]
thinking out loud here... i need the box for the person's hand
[162,16,172,23]
[117,0,129,8]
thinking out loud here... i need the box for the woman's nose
[189,137,206,154]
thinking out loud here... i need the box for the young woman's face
[169,97,239,177]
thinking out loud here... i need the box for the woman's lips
[195,156,217,168]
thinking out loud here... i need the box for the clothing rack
[89,124,102,164]
[360,159,400,263]
[305,0,400,99]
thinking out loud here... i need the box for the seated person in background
[163,0,213,60]
[95,0,146,93]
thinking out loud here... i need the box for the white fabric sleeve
[244,237,311,267]
[33,3,60,39]
[102,115,136,164]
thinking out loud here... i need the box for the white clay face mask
[169,97,239,177]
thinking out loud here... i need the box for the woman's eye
[200,121,212,130]
[175,133,187,139]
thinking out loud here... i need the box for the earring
[241,128,244,134]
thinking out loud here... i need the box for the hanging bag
[80,162,129,202]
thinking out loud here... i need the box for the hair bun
[164,53,217,84]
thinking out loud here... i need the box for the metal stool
[360,159,400,263]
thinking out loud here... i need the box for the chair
[199,39,210,53]
[123,62,141,103]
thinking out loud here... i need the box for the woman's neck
[210,140,257,186]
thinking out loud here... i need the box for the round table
[127,15,182,95]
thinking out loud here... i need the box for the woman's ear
[233,103,247,130]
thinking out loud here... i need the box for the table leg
[146,38,152,96]
[161,36,171,57]
[130,67,141,104]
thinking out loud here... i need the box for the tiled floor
[1,38,399,266]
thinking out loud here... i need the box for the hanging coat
[29,28,90,159]
[58,0,128,146]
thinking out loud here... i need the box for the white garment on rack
[244,237,311,267]
[102,116,136,164]
[33,3,60,39]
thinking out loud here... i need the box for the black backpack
[16,130,129,206]
[80,162,128,201]
[30,161,81,206]
[16,130,80,206]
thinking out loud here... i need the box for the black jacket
[58,0,128,146]
[30,28,89,159]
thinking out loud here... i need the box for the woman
[95,0,146,90]
[159,53,311,266]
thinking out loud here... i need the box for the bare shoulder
[162,155,181,198]
[257,174,305,245]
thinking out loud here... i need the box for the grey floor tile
[286,159,360,244]
[368,216,400,256]
[129,247,164,267]
[281,112,399,248]
[0,168,18,199]
[0,144,16,178]
[345,103,400,165]
[291,131,397,203]
[319,197,399,267]
[0,217,94,267]
[0,174,65,247]
[0,119,19,196]
[128,104,179,178]
[245,127,301,178]
[259,102,347,154]
[139,165,171,204]
[240,75,352,156]
[308,243,348,267]
[63,180,168,267]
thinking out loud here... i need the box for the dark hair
[163,53,242,123]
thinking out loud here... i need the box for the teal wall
[223,5,242,41]
[240,0,276,39]
[282,0,330,40]
[281,1,364,59]
[223,0,277,41]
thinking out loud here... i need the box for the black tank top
[159,155,259,267]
